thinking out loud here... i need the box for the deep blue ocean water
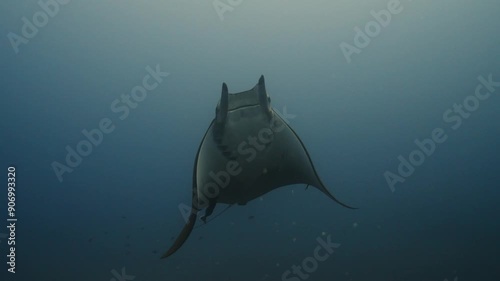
[1,1,499,280]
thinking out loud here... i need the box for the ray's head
[215,75,272,129]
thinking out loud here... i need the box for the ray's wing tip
[342,202,359,210]
[336,200,358,210]
[161,248,172,258]
[160,248,175,259]
[328,193,358,210]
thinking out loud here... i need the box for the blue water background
[1,1,499,280]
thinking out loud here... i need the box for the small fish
[170,236,175,241]
[198,236,203,240]
[126,235,130,239]
[125,243,131,248]
[152,250,158,254]
[248,215,255,220]
[121,215,126,219]
[88,237,93,243]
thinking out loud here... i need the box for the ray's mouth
[228,103,260,112]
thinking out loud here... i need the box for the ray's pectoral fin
[279,114,358,210]
[314,179,357,210]
[161,207,198,259]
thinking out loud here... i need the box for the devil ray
[162,75,355,258]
